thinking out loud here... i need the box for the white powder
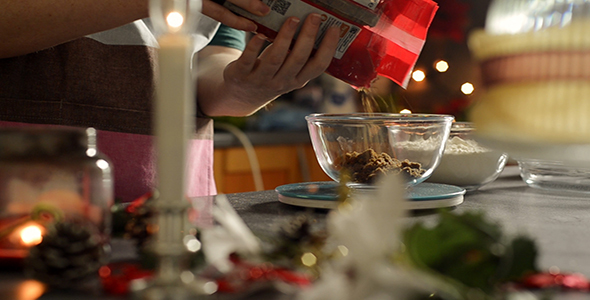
[443,136,489,154]
[428,136,508,190]
[394,136,444,151]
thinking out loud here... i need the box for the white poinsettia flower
[329,173,407,267]
[300,173,424,300]
[200,194,261,273]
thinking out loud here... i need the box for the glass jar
[0,127,113,261]
[468,0,590,192]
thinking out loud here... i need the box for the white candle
[143,1,214,296]
[154,33,194,206]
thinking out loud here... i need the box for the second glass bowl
[427,122,508,191]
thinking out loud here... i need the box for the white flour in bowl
[428,136,507,190]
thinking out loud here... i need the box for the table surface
[2,166,590,299]
[231,166,590,276]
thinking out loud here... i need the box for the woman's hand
[202,0,269,32]
[198,13,341,117]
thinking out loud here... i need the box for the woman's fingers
[296,25,339,81]
[256,17,300,78]
[222,11,340,98]
[225,0,270,16]
[275,13,323,81]
[231,33,268,76]
[201,0,269,32]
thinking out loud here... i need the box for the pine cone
[25,221,105,289]
[124,199,156,250]
[264,214,327,267]
[279,214,314,243]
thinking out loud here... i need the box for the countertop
[225,166,590,276]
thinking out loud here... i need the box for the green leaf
[500,236,539,281]
[402,210,538,294]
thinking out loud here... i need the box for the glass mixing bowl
[427,122,508,191]
[517,159,590,193]
[306,113,454,189]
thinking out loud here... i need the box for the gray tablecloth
[227,166,590,277]
[2,166,590,299]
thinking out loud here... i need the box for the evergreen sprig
[402,210,538,297]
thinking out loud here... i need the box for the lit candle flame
[16,280,45,300]
[166,12,185,28]
[20,224,44,246]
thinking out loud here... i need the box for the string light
[183,234,202,252]
[400,109,412,114]
[461,82,475,95]
[337,245,349,256]
[301,252,317,267]
[434,60,449,72]
[412,70,426,82]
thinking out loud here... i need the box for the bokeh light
[166,12,184,28]
[434,60,449,72]
[461,82,474,95]
[412,70,426,82]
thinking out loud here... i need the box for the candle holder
[140,0,217,298]
[0,128,112,267]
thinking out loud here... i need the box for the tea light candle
[0,219,43,259]
[0,128,112,263]
[13,222,44,247]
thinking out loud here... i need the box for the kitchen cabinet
[214,144,330,194]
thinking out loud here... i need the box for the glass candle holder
[0,127,113,261]
[468,0,590,193]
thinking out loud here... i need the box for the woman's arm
[0,0,265,59]
[0,0,148,58]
